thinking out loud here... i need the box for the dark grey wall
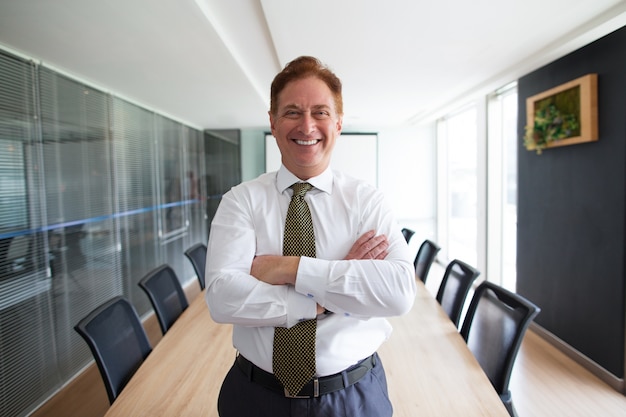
[517,25,626,378]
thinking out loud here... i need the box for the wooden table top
[105,281,508,416]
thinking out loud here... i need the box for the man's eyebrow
[311,105,331,110]
[280,104,331,111]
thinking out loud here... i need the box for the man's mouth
[294,139,319,145]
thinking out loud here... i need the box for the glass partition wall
[0,49,219,417]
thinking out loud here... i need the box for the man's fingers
[367,234,387,249]
[354,230,376,248]
[368,238,389,259]
[374,250,388,260]
[344,231,389,260]
[361,234,389,259]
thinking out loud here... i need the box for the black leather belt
[235,353,376,398]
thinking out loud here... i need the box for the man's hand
[344,230,389,260]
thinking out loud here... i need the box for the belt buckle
[284,379,319,398]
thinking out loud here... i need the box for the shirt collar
[277,165,333,195]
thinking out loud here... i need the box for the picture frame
[524,73,598,154]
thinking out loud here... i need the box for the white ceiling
[1,0,625,131]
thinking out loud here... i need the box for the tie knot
[291,182,313,198]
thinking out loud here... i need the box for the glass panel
[447,107,478,266]
[186,127,207,245]
[156,115,186,279]
[111,97,159,313]
[501,90,518,290]
[38,67,121,383]
[0,50,55,417]
[157,115,186,240]
[487,84,518,290]
[205,130,242,236]
[0,51,230,417]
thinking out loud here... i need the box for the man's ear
[336,115,343,134]
[268,111,276,135]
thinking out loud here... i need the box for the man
[205,56,416,417]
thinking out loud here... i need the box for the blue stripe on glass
[0,199,201,240]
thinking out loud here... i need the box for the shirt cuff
[294,257,329,309]
[286,286,317,328]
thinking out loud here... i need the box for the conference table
[104,281,509,416]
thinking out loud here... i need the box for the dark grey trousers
[217,353,393,417]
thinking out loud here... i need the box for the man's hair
[269,56,343,117]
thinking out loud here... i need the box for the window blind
[0,51,57,417]
[110,96,159,313]
[38,66,123,389]
[0,49,215,417]
[205,130,242,236]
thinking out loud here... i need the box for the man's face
[269,76,343,180]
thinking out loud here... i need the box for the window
[436,84,518,290]
[437,105,479,267]
[487,83,518,290]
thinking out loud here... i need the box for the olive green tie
[272,182,317,397]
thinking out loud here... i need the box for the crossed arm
[250,230,389,314]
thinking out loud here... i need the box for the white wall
[377,124,437,253]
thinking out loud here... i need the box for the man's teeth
[295,139,318,145]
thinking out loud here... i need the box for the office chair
[184,243,207,290]
[413,239,441,284]
[74,296,152,404]
[138,264,189,334]
[460,281,540,417]
[3,234,32,277]
[436,259,480,328]
[401,228,415,244]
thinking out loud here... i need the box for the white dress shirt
[205,165,416,376]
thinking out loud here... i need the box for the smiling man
[205,56,416,417]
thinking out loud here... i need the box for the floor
[424,262,626,417]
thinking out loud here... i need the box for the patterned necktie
[272,182,317,397]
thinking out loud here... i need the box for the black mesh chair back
[413,239,441,283]
[436,259,480,328]
[74,296,152,404]
[184,243,207,290]
[401,228,415,243]
[138,264,189,334]
[460,281,540,416]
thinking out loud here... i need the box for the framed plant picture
[524,73,598,154]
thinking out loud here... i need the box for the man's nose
[298,113,316,134]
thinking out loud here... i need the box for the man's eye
[284,111,300,118]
